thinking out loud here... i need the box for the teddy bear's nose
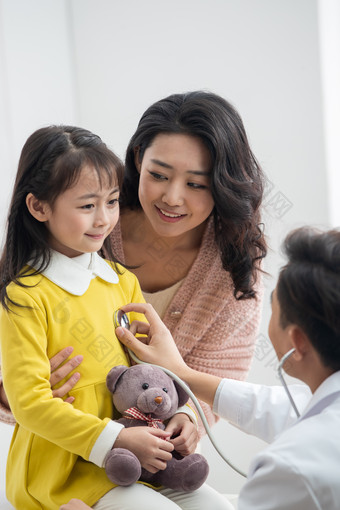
[154,396,163,404]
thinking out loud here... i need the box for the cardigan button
[170,310,182,319]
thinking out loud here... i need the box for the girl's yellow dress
[0,252,145,509]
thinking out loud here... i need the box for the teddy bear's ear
[173,380,189,407]
[106,365,129,393]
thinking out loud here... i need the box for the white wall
[0,0,78,236]
[0,0,336,499]
[318,0,340,227]
[0,0,78,500]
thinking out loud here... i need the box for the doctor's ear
[26,193,51,222]
[288,325,310,361]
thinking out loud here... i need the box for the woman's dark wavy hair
[121,91,266,299]
[0,125,124,311]
[277,227,340,371]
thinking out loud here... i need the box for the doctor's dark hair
[277,227,340,370]
[121,91,266,300]
[0,125,124,311]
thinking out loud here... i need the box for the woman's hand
[116,303,189,379]
[50,347,83,403]
[114,426,174,473]
[59,499,91,510]
[166,413,199,456]
[0,347,82,410]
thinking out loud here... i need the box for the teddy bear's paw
[178,453,209,491]
[157,453,209,492]
[105,448,142,486]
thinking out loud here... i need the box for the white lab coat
[213,371,340,510]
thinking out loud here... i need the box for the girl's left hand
[165,413,199,456]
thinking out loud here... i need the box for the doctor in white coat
[114,226,340,510]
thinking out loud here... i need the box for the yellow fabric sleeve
[0,288,110,461]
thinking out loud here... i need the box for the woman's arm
[0,347,83,425]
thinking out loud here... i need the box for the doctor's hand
[116,303,222,409]
[115,303,189,380]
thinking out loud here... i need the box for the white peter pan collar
[31,250,119,296]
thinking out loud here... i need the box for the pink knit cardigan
[0,218,263,434]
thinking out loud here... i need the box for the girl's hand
[166,413,199,456]
[50,347,83,403]
[114,426,174,473]
[59,499,91,510]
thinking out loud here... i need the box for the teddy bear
[104,364,209,491]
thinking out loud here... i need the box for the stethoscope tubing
[277,348,301,418]
[115,311,300,479]
[127,348,248,478]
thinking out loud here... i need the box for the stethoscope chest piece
[113,310,130,330]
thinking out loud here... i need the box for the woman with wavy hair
[109,90,266,434]
[1,91,266,439]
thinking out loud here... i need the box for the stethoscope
[114,311,301,479]
[277,348,300,418]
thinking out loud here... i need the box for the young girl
[0,126,231,510]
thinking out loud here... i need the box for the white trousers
[92,483,234,510]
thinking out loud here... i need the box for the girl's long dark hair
[121,91,266,299]
[0,125,124,311]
